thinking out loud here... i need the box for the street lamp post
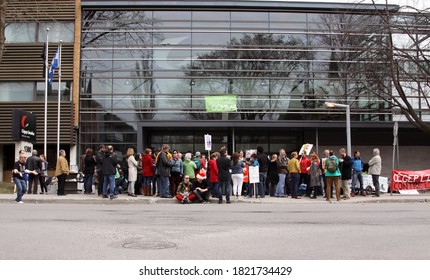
[392,107,401,171]
[325,102,351,156]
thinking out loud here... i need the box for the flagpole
[44,28,49,159]
[57,41,62,159]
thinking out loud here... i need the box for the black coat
[267,161,279,184]
[216,155,231,182]
[156,151,172,177]
[340,155,353,180]
[83,155,97,176]
[257,153,269,172]
[26,155,41,172]
[102,151,118,175]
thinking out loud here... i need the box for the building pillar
[69,144,78,166]
[0,145,3,181]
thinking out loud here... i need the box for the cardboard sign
[204,134,212,151]
[249,165,260,184]
[299,143,313,155]
[245,149,257,159]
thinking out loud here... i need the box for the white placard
[245,149,257,159]
[363,175,388,193]
[249,165,260,183]
[299,143,313,155]
[204,134,212,151]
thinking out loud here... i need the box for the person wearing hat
[193,169,211,203]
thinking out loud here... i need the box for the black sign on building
[12,109,37,143]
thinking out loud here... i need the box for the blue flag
[48,48,59,85]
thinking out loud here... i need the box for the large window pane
[39,22,74,42]
[0,83,33,101]
[5,23,36,43]
[36,82,72,101]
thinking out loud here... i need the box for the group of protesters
[79,143,382,204]
[12,143,382,204]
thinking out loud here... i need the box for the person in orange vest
[243,164,249,197]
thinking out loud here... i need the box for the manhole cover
[122,240,176,250]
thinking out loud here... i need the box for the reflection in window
[80,8,398,125]
[5,23,36,43]
[36,82,72,101]
[0,83,33,101]
[39,22,75,42]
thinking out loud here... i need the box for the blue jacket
[170,158,183,174]
[250,159,259,167]
[231,160,245,174]
[352,157,363,172]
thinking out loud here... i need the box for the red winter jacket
[142,154,154,177]
[208,159,219,183]
[300,156,311,174]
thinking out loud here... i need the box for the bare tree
[184,33,308,120]
[0,0,6,62]
[130,58,156,120]
[358,1,430,133]
[81,10,162,121]
[314,11,388,121]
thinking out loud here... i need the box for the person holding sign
[208,152,220,198]
[248,154,261,198]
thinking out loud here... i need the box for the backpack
[326,158,338,173]
[192,157,201,170]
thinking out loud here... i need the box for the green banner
[205,95,237,112]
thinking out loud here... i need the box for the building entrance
[138,122,303,156]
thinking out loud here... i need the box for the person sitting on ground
[193,170,211,203]
[176,175,195,204]
[182,186,191,203]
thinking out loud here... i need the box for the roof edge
[81,1,400,13]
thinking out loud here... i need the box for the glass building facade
[79,1,429,156]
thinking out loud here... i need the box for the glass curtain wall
[80,8,397,152]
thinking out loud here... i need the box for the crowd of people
[12,143,383,204]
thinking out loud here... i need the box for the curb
[0,195,429,205]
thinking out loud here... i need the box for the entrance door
[142,127,229,154]
[140,124,303,156]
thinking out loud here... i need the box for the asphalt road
[1,202,429,260]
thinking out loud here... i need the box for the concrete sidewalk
[1,192,429,205]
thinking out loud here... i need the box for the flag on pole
[48,48,59,85]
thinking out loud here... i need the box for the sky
[277,0,427,10]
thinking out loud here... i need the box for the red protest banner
[391,169,430,191]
